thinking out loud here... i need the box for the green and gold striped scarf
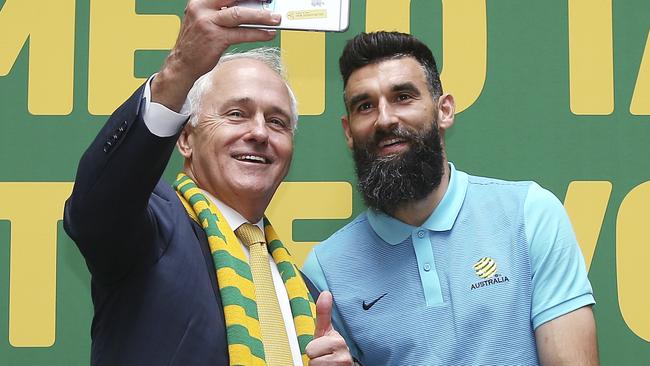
[173,173,316,366]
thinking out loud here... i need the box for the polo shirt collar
[367,162,468,245]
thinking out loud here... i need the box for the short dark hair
[339,31,443,97]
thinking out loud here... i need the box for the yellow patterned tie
[235,223,294,366]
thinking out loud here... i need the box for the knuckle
[305,343,316,357]
[335,355,352,366]
[230,6,241,21]
[184,1,198,16]
[197,15,213,29]
[192,19,211,35]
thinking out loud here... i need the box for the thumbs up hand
[306,291,354,365]
[314,290,334,338]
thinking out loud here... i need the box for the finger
[214,6,281,28]
[314,291,333,338]
[305,334,338,358]
[225,28,277,46]
[211,0,238,9]
[308,353,353,366]
[210,0,267,10]
[306,333,352,365]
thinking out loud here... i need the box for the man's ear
[341,115,354,150]
[436,93,456,132]
[177,125,193,159]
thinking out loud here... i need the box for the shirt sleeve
[524,182,595,329]
[142,75,190,137]
[302,250,363,360]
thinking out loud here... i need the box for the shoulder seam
[320,213,369,243]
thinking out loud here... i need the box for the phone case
[237,0,350,32]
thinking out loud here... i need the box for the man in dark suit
[63,1,351,365]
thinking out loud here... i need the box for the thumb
[314,291,333,338]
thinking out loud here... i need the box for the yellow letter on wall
[281,31,326,116]
[563,181,611,270]
[0,183,73,347]
[266,182,352,266]
[630,30,650,115]
[440,0,486,113]
[568,0,614,115]
[365,0,486,113]
[88,0,179,115]
[366,0,411,33]
[617,181,650,342]
[0,0,75,115]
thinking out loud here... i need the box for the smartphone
[238,0,350,32]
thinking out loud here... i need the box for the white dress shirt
[142,78,302,365]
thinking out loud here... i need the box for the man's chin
[235,182,274,196]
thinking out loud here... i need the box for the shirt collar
[201,190,264,232]
[367,162,469,245]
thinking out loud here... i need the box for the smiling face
[342,56,439,153]
[342,56,455,213]
[177,58,294,221]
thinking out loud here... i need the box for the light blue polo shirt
[303,163,594,365]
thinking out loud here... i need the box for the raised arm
[152,0,279,112]
[63,0,280,283]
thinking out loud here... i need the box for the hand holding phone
[238,0,350,32]
[151,0,280,111]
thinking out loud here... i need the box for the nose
[376,98,398,130]
[245,113,269,144]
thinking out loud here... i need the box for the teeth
[380,138,404,147]
[236,155,267,163]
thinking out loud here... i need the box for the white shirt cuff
[142,74,191,137]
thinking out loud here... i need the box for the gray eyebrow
[221,97,292,122]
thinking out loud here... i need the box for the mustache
[363,125,419,153]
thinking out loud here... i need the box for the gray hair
[186,47,299,132]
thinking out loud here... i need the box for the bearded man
[302,31,599,366]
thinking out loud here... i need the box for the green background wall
[1,0,649,364]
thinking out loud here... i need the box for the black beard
[352,123,445,215]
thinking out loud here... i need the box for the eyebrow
[221,97,254,108]
[391,82,421,96]
[346,82,423,110]
[221,97,292,121]
[346,93,370,110]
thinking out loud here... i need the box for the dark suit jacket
[64,84,318,366]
